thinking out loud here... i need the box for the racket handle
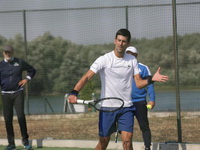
[77,99,91,104]
[77,99,85,104]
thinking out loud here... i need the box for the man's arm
[18,60,36,87]
[134,74,149,88]
[141,64,156,109]
[146,83,156,109]
[68,70,95,103]
[134,67,168,89]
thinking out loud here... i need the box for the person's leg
[13,91,29,145]
[2,94,15,145]
[95,136,110,150]
[96,111,117,150]
[121,131,133,150]
[118,106,135,150]
[134,101,151,149]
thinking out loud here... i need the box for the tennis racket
[76,97,124,112]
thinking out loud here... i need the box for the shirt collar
[4,57,14,62]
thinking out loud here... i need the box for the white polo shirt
[90,51,139,107]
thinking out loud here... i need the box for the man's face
[3,51,13,61]
[114,35,129,54]
[126,51,138,58]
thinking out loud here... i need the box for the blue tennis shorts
[98,106,135,137]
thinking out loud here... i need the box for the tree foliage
[0,32,200,98]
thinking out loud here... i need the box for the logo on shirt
[14,62,19,66]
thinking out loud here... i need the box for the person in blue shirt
[126,46,155,150]
[0,45,36,150]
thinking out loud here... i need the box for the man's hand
[68,95,78,104]
[147,101,155,109]
[152,67,169,82]
[18,79,28,87]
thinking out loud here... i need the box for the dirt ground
[0,112,199,144]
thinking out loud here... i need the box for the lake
[25,91,200,115]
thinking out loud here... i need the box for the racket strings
[94,98,124,112]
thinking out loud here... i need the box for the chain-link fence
[0,1,200,144]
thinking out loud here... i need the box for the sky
[0,0,200,45]
[0,0,169,11]
[1,0,199,11]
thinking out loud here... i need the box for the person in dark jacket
[126,46,155,150]
[0,45,36,150]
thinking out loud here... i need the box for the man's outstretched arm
[134,67,169,89]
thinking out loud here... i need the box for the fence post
[125,6,129,29]
[23,10,30,115]
[172,0,182,143]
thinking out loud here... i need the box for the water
[25,91,200,114]
[154,91,200,111]
[25,95,65,114]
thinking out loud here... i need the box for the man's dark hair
[115,28,131,42]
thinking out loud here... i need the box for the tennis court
[0,146,93,150]
[1,141,200,150]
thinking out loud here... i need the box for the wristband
[147,76,154,84]
[70,90,79,96]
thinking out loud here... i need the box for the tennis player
[126,46,155,150]
[68,28,168,150]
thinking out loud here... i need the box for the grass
[0,111,199,149]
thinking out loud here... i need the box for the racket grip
[77,99,85,104]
